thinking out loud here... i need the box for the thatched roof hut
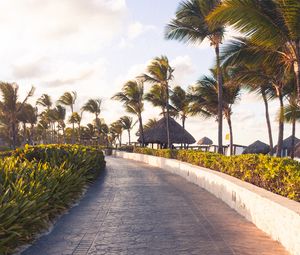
[197,136,213,145]
[281,136,300,150]
[138,117,196,145]
[273,136,300,156]
[242,140,270,155]
[294,142,300,158]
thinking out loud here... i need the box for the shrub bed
[0,144,105,254]
[133,148,300,202]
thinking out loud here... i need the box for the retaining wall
[114,151,300,255]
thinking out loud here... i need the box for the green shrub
[0,144,106,254]
[133,148,300,202]
[117,145,135,152]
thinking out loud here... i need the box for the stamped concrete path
[22,157,288,255]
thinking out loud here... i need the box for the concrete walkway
[22,157,288,255]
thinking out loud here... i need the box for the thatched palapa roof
[138,117,195,144]
[274,136,300,152]
[294,142,300,158]
[242,140,270,155]
[197,136,213,145]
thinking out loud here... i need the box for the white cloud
[118,21,156,48]
[171,55,196,86]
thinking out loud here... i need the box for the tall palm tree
[220,38,291,156]
[17,103,37,144]
[119,116,136,144]
[0,83,34,148]
[142,56,174,148]
[189,69,240,155]
[36,94,52,110]
[110,121,123,147]
[54,105,66,143]
[81,99,101,120]
[208,0,300,103]
[165,0,225,153]
[112,80,145,146]
[58,91,77,143]
[144,84,168,116]
[170,86,190,129]
[144,118,158,130]
[68,112,81,143]
[283,82,300,159]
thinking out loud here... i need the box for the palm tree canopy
[207,0,300,48]
[119,116,136,131]
[17,103,37,125]
[81,98,101,115]
[68,112,81,125]
[58,91,77,109]
[142,56,174,85]
[36,94,52,109]
[112,80,144,115]
[165,0,224,46]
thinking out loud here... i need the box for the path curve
[22,157,288,255]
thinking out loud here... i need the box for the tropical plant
[165,0,225,153]
[58,91,77,143]
[208,0,300,102]
[110,121,123,147]
[17,103,37,144]
[144,118,158,130]
[119,116,136,144]
[36,94,52,110]
[170,86,190,129]
[68,112,82,142]
[54,105,66,143]
[142,56,174,148]
[220,38,292,156]
[189,69,241,155]
[0,83,35,148]
[112,80,145,145]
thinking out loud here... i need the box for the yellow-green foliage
[134,148,300,202]
[0,144,105,255]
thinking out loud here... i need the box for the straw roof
[197,136,213,145]
[138,116,196,144]
[294,142,300,158]
[274,135,300,151]
[242,140,270,155]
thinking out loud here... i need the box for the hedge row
[133,148,300,202]
[0,144,106,254]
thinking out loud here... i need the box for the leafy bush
[0,144,105,254]
[117,145,135,152]
[133,148,300,202]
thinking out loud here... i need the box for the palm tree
[208,0,300,103]
[0,83,34,148]
[82,99,101,120]
[119,116,136,144]
[68,112,81,143]
[170,86,190,129]
[145,84,168,116]
[165,0,225,153]
[110,121,123,147]
[220,38,291,156]
[17,103,37,144]
[189,69,240,155]
[283,83,300,159]
[142,56,174,148]
[36,94,52,110]
[54,105,66,143]
[58,91,77,143]
[112,80,145,146]
[144,118,158,130]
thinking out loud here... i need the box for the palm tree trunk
[226,114,233,156]
[23,123,27,144]
[261,88,273,154]
[291,118,296,159]
[78,124,81,144]
[138,113,145,147]
[295,40,300,103]
[128,130,131,144]
[165,83,171,149]
[11,120,17,149]
[276,91,284,157]
[215,44,223,154]
[62,126,66,144]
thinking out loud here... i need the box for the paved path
[22,157,288,255]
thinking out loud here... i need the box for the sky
[0,0,297,146]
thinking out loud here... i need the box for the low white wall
[114,151,300,255]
